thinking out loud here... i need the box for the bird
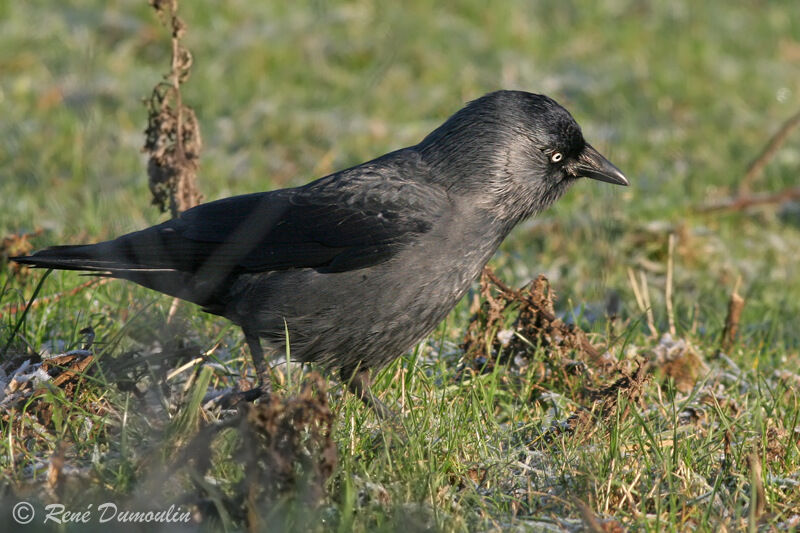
[12,90,628,416]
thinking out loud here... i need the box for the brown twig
[700,186,800,213]
[748,453,767,528]
[638,270,658,338]
[739,109,800,196]
[626,267,659,338]
[665,234,676,337]
[698,109,800,214]
[720,280,745,353]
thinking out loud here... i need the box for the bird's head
[418,90,628,223]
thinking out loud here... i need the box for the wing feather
[112,151,445,275]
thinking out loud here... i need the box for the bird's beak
[573,144,629,186]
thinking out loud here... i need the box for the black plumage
[12,90,628,414]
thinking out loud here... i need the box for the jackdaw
[12,90,628,415]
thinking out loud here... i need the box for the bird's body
[13,90,628,411]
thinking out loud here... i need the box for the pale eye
[550,152,563,163]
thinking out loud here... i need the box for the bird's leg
[242,333,271,401]
[204,333,268,408]
[341,367,397,420]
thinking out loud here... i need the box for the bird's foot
[204,382,270,410]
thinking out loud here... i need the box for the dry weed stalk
[739,109,800,196]
[627,268,658,338]
[144,0,202,217]
[462,267,605,367]
[665,233,676,337]
[720,279,745,353]
[699,108,800,213]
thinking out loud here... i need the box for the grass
[1,0,800,530]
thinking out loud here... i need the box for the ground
[0,1,799,531]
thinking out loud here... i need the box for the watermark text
[11,501,192,525]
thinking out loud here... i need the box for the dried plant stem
[144,0,202,218]
[170,33,184,160]
[699,108,800,213]
[700,186,800,213]
[639,271,658,338]
[720,278,745,353]
[739,109,800,196]
[665,234,676,337]
[482,268,602,361]
[748,453,766,529]
[166,296,181,325]
[627,267,658,338]
[627,267,646,312]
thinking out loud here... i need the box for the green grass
[1,0,800,530]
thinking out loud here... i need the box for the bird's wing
[113,156,446,275]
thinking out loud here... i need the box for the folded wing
[17,153,446,278]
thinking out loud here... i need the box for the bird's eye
[550,152,563,163]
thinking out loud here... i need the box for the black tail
[11,242,204,305]
[11,243,173,274]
